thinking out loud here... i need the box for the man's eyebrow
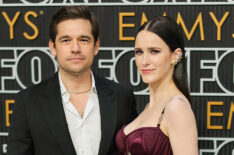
[57,35,92,41]
[80,35,92,40]
[57,35,70,41]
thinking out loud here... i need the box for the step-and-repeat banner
[0,0,234,154]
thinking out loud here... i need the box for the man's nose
[71,41,81,53]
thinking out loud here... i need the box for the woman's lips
[141,69,155,74]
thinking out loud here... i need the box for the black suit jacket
[7,73,137,155]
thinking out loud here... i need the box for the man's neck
[59,70,92,93]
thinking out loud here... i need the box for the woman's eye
[135,50,143,54]
[151,50,159,54]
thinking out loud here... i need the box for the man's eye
[80,39,89,42]
[61,39,70,43]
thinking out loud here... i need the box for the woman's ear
[171,48,182,65]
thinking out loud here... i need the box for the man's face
[49,19,99,76]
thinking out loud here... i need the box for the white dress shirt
[58,72,101,155]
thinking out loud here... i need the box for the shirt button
[80,150,85,154]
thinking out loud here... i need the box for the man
[7,6,137,155]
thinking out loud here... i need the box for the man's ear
[49,39,56,57]
[171,48,182,65]
[94,39,100,56]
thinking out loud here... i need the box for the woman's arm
[165,98,198,155]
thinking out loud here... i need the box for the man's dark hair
[49,6,99,43]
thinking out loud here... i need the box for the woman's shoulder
[166,95,191,113]
[164,94,195,127]
[164,95,198,155]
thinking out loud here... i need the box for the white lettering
[20,0,51,4]
[31,57,42,84]
[130,57,141,86]
[0,0,234,6]
[2,144,7,153]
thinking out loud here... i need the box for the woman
[116,16,198,155]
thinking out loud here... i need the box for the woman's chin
[142,78,154,84]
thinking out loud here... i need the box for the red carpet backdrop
[0,0,233,154]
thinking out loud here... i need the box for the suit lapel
[39,73,76,155]
[95,76,118,155]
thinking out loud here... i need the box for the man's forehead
[55,19,93,39]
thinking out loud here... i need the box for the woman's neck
[148,79,180,108]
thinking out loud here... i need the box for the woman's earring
[174,53,182,65]
[174,58,179,65]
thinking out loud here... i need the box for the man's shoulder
[18,73,57,96]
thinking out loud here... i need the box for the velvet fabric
[116,124,173,155]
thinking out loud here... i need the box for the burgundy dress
[115,108,173,155]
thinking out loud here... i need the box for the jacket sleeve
[7,91,33,155]
[128,90,138,123]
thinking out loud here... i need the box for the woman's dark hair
[49,5,99,44]
[137,16,191,102]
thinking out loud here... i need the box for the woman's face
[134,30,176,85]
